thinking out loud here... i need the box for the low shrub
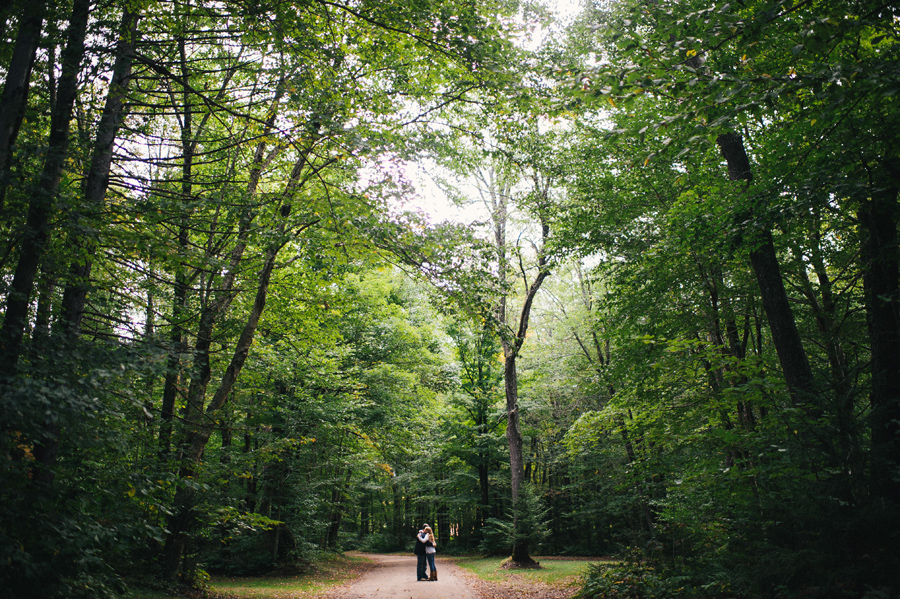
[577,558,736,599]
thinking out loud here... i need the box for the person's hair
[424,525,435,545]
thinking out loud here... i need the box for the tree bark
[163,237,284,577]
[0,0,46,207]
[715,133,817,411]
[158,33,194,457]
[481,163,551,566]
[747,232,817,406]
[0,0,89,374]
[857,179,900,503]
[59,6,142,334]
[500,219,550,566]
[503,349,526,503]
[0,0,90,489]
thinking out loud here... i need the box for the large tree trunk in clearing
[500,233,549,566]
[500,338,534,567]
[504,349,525,505]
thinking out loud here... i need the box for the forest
[1,0,898,598]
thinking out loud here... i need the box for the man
[414,523,429,580]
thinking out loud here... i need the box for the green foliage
[3,0,899,596]
[357,532,408,553]
[578,555,736,599]
[547,0,900,595]
[0,341,165,598]
[1,0,526,591]
[479,483,550,556]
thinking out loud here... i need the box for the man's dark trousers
[416,554,427,580]
[414,531,427,580]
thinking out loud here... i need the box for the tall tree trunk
[500,221,550,566]
[503,348,526,503]
[158,34,194,457]
[478,462,490,528]
[0,0,46,207]
[59,6,142,334]
[716,133,818,412]
[163,237,285,577]
[327,467,353,549]
[481,164,551,566]
[857,177,900,504]
[156,56,276,458]
[172,137,282,465]
[161,140,304,571]
[2,0,90,489]
[0,0,89,376]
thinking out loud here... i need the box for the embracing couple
[413,524,437,581]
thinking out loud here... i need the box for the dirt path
[322,553,479,599]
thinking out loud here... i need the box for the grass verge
[131,554,370,599]
[450,556,600,586]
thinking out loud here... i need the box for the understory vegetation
[1,0,898,598]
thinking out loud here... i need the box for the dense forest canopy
[1,0,898,598]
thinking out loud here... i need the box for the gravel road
[324,553,479,599]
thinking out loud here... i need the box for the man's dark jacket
[414,533,426,556]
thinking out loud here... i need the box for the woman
[423,525,437,581]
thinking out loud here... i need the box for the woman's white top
[419,532,436,554]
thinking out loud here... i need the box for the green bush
[478,483,550,556]
[577,559,737,599]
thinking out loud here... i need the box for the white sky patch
[382,0,586,226]
[406,160,488,225]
